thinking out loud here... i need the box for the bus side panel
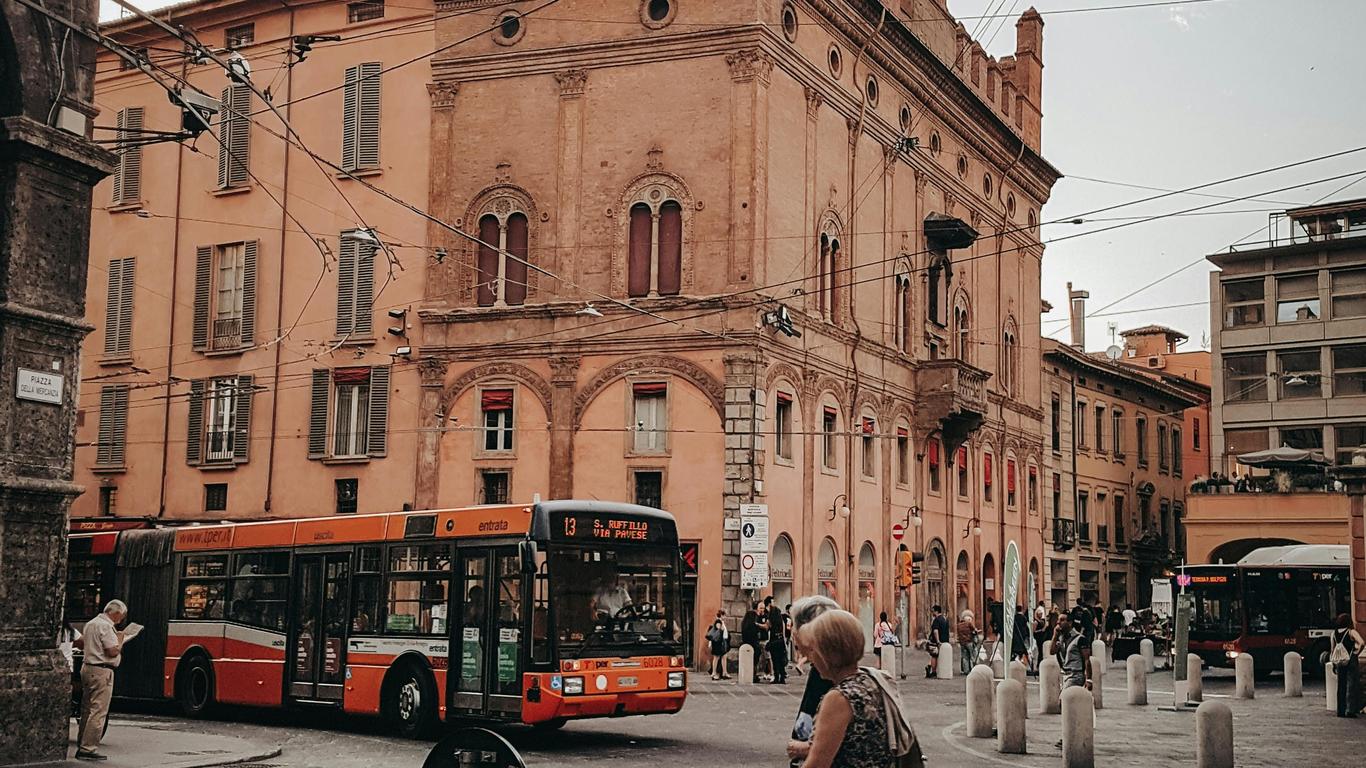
[112,531,176,700]
[215,624,286,707]
[165,621,227,698]
[342,663,386,716]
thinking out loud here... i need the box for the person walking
[1011,605,1032,664]
[925,604,950,678]
[706,610,731,680]
[1331,613,1363,718]
[768,599,790,684]
[786,610,894,768]
[788,595,840,766]
[1053,612,1092,691]
[873,611,898,667]
[955,610,979,675]
[741,601,763,683]
[77,600,129,761]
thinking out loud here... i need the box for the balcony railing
[1051,517,1076,550]
[913,359,990,445]
[1228,208,1366,252]
[212,317,242,350]
[204,429,234,462]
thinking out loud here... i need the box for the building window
[225,23,254,48]
[307,367,390,459]
[337,230,376,336]
[336,478,359,514]
[896,427,910,486]
[982,453,993,503]
[479,470,510,504]
[1006,460,1017,508]
[111,107,143,205]
[954,302,970,361]
[1075,400,1087,449]
[1050,395,1061,452]
[1112,408,1124,457]
[1224,427,1269,456]
[205,483,228,513]
[347,0,384,23]
[1193,417,1201,451]
[817,232,840,320]
[632,470,663,509]
[927,439,942,492]
[822,406,838,470]
[1002,325,1017,394]
[927,253,949,326]
[186,376,253,466]
[1336,424,1366,465]
[1172,427,1183,475]
[1158,422,1169,470]
[1331,268,1366,318]
[193,242,257,352]
[1051,473,1061,518]
[341,62,382,172]
[95,385,130,468]
[494,10,526,44]
[775,392,793,460]
[481,388,514,452]
[1224,353,1268,402]
[1333,345,1366,396]
[957,447,969,499]
[1113,495,1126,546]
[1096,491,1108,544]
[1136,414,1148,465]
[1277,349,1320,399]
[781,2,799,40]
[1028,467,1038,512]
[1223,278,1264,328]
[628,198,683,298]
[217,84,251,189]
[1094,404,1106,454]
[103,257,136,357]
[1280,426,1323,452]
[99,486,117,516]
[632,382,668,454]
[1077,491,1090,542]
[894,273,911,354]
[860,417,876,478]
[1276,273,1320,323]
[1159,500,1171,548]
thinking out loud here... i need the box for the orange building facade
[77,0,1060,657]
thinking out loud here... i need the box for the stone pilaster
[554,69,587,287]
[425,81,459,306]
[548,356,580,500]
[803,87,821,316]
[413,357,449,509]
[725,49,773,287]
[721,351,766,617]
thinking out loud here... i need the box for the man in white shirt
[77,600,128,761]
[1122,604,1137,627]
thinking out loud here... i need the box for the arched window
[858,542,877,648]
[894,271,911,354]
[955,550,970,616]
[1002,318,1019,395]
[627,194,683,298]
[927,253,951,326]
[772,534,795,609]
[470,190,534,307]
[924,540,947,623]
[818,230,841,321]
[818,538,838,601]
[954,299,971,362]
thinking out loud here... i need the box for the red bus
[1182,544,1350,674]
[65,501,687,735]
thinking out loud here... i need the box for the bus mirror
[519,540,538,572]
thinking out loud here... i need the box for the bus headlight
[563,676,584,695]
[1225,650,1240,660]
[667,671,685,689]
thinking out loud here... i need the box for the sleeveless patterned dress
[818,670,894,768]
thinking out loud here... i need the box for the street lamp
[829,494,851,521]
[901,505,923,528]
[962,515,982,538]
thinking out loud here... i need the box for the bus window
[180,554,229,620]
[531,551,550,664]
[352,545,381,634]
[1189,582,1239,640]
[385,544,450,634]
[550,546,680,658]
[494,552,523,696]
[1244,573,1296,635]
[66,553,106,622]
[229,552,290,631]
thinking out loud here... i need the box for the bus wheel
[1307,641,1330,677]
[176,656,215,718]
[387,664,437,739]
[532,718,567,732]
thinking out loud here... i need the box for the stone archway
[572,354,724,426]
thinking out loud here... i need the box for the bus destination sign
[556,513,670,544]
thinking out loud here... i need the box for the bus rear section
[1184,566,1243,669]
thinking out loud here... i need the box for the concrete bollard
[1195,700,1234,768]
[1043,639,1054,658]
[1326,662,1337,712]
[1061,686,1095,768]
[937,643,954,679]
[966,666,996,738]
[1089,655,1105,709]
[1187,653,1203,703]
[1127,654,1148,705]
[738,644,754,684]
[1039,656,1062,714]
[1091,639,1107,672]
[1283,652,1302,698]
[991,655,1006,679]
[1140,638,1156,673]
[880,644,898,679]
[1008,660,1028,718]
[1234,653,1255,699]
[996,679,1027,754]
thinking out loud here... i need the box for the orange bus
[68,501,687,735]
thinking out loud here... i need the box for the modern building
[76,0,1061,659]
[1042,334,1202,609]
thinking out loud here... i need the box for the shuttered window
[96,385,129,468]
[336,231,375,336]
[111,107,144,205]
[103,257,135,357]
[217,84,252,189]
[186,375,254,465]
[193,242,257,352]
[308,366,390,460]
[627,198,683,298]
[342,62,382,172]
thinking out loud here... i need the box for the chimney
[1068,282,1089,350]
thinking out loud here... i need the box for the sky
[97,0,1366,352]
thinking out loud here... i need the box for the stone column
[802,88,821,316]
[722,352,766,617]
[553,70,586,284]
[724,49,773,288]
[0,9,116,760]
[423,81,459,306]
[413,358,449,509]
[1333,464,1366,633]
[548,356,580,499]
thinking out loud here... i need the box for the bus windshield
[1188,577,1240,641]
[550,545,680,659]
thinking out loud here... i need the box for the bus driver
[592,574,633,620]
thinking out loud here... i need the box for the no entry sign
[891,523,906,541]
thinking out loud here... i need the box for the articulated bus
[1181,544,1350,674]
[65,501,687,735]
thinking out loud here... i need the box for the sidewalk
[38,718,282,768]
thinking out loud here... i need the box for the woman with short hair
[786,610,894,768]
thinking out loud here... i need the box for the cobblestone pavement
[104,660,1361,768]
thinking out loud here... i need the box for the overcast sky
[99,0,1365,351]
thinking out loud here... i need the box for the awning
[632,381,667,396]
[862,417,875,435]
[1007,461,1016,493]
[1235,445,1330,468]
[481,388,513,411]
[776,391,793,405]
[928,440,940,466]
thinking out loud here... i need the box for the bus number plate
[618,676,638,688]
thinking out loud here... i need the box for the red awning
[1007,461,1017,493]
[862,418,875,435]
[896,427,908,439]
[928,440,940,466]
[633,381,667,396]
[776,391,793,405]
[333,367,371,384]
[984,454,993,485]
[481,388,513,411]
[957,446,967,466]
[824,405,837,418]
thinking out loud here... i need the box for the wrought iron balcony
[1051,517,1076,550]
[212,317,242,350]
[914,359,990,449]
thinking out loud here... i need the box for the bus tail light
[562,660,583,672]
[1222,642,1239,660]
[670,656,685,668]
[563,676,584,695]
[667,671,685,689]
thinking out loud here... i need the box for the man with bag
[924,604,950,679]
[1330,613,1363,717]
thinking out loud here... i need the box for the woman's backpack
[1329,629,1356,671]
[861,667,926,768]
[878,622,899,647]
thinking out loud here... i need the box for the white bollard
[738,644,755,685]
[997,678,1027,754]
[991,654,1006,679]
[937,643,955,679]
[1039,656,1062,714]
[1140,638,1156,673]
[1187,653,1203,703]
[1043,639,1054,658]
[1196,700,1234,768]
[1091,639,1107,672]
[1234,653,1255,699]
[1089,654,1105,709]
[1127,654,1148,705]
[1008,660,1028,718]
[1283,652,1302,698]
[1061,686,1095,768]
[880,644,898,679]
[1326,662,1338,712]
[966,666,995,738]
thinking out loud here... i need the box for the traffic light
[912,552,925,585]
[896,549,913,588]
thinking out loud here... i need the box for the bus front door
[452,546,524,719]
[288,552,350,703]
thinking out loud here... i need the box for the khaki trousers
[79,665,114,751]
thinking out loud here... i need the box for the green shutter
[217,86,231,188]
[336,232,357,336]
[233,374,253,462]
[96,385,128,467]
[341,65,359,171]
[117,257,135,354]
[192,246,212,351]
[113,107,144,204]
[367,365,390,457]
[355,241,374,336]
[102,259,124,355]
[308,369,330,459]
[356,62,382,169]
[186,379,205,465]
[240,240,258,346]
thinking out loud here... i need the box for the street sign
[724,518,742,531]
[740,515,768,554]
[16,368,63,405]
[740,551,769,589]
[1000,541,1021,671]
[891,523,906,541]
[739,505,768,589]
[739,503,768,517]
